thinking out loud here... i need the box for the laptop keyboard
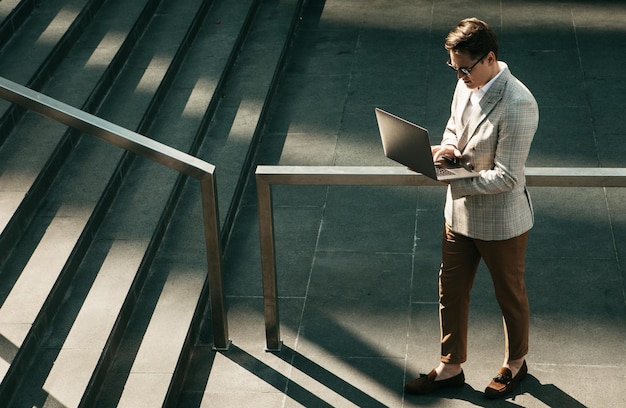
[436,166,456,177]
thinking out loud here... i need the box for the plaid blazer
[441,65,539,241]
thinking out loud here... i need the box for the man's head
[445,18,498,60]
[445,18,500,89]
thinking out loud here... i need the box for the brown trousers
[439,224,530,364]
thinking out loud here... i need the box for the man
[404,18,539,399]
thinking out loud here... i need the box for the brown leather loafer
[405,369,465,395]
[484,360,528,399]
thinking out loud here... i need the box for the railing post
[256,173,281,351]
[200,176,230,350]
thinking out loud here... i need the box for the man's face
[448,51,493,90]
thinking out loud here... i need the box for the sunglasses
[446,52,489,76]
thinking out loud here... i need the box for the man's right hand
[432,144,462,164]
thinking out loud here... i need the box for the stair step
[0,0,155,266]
[0,0,24,22]
[42,239,147,407]
[0,0,107,147]
[0,0,303,404]
[0,0,37,49]
[107,0,304,404]
[202,0,304,234]
[4,0,265,405]
[0,0,89,86]
[0,0,202,403]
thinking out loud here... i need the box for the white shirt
[471,61,507,104]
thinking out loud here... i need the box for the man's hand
[432,144,462,164]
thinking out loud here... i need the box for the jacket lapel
[458,68,509,152]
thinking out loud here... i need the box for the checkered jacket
[441,65,539,241]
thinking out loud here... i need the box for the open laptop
[374,107,479,181]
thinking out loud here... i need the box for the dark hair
[445,18,498,60]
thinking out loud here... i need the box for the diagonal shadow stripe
[0,333,17,366]
[272,345,389,408]
[220,344,336,408]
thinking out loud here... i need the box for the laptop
[374,107,479,181]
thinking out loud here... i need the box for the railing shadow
[217,344,588,407]
[273,345,390,408]
[220,344,334,408]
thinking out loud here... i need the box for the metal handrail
[0,76,230,350]
[256,165,626,351]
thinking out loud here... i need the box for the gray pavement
[184,1,626,407]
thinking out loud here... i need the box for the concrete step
[0,0,108,147]
[98,0,305,405]
[0,0,158,399]
[0,0,96,262]
[0,0,199,404]
[0,0,38,49]
[0,0,158,267]
[28,1,261,406]
[0,0,304,405]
